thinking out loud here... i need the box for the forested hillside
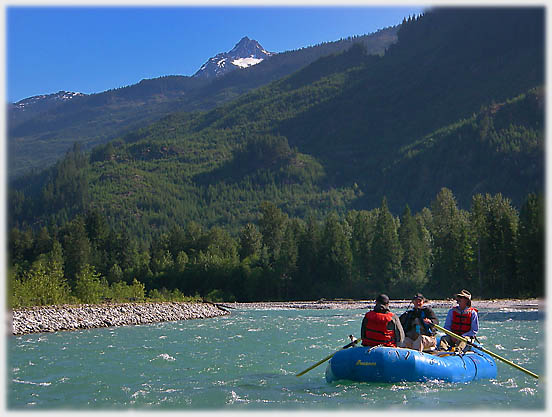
[10,8,544,232]
[8,27,398,178]
[8,8,544,305]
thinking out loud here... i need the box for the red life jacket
[361,310,396,347]
[451,307,478,335]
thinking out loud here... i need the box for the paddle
[432,323,539,379]
[296,336,359,377]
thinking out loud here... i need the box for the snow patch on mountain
[13,91,86,110]
[232,57,264,68]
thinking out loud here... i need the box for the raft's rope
[366,343,384,353]
[459,355,468,370]
[465,355,479,379]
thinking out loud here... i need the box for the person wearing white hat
[438,289,479,351]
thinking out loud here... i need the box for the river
[7,307,545,410]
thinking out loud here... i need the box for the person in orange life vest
[438,289,479,352]
[361,294,404,347]
[399,293,439,352]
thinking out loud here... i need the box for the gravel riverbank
[223,298,544,311]
[9,298,542,336]
[10,302,230,336]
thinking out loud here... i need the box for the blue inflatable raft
[325,345,497,383]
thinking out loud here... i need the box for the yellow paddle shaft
[296,339,359,377]
[432,323,539,379]
[296,352,336,377]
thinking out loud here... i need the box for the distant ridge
[13,90,86,110]
[8,27,398,179]
[9,91,87,125]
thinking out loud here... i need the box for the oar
[432,323,539,379]
[296,336,359,377]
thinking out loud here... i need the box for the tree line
[8,188,543,308]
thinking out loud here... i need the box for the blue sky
[6,5,426,103]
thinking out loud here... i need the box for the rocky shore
[10,301,230,336]
[224,298,544,311]
[10,298,542,336]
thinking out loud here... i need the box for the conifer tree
[517,193,544,297]
[34,226,53,258]
[348,210,377,286]
[276,218,303,299]
[9,227,34,264]
[470,194,488,295]
[320,213,353,297]
[296,215,321,298]
[470,193,519,297]
[258,201,288,265]
[398,205,430,294]
[62,216,92,287]
[429,188,474,296]
[238,223,262,260]
[483,194,518,298]
[370,198,402,296]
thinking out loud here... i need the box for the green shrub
[74,264,105,304]
[9,252,71,308]
[205,289,235,303]
[147,287,201,302]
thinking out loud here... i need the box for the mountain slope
[9,8,544,238]
[381,87,544,209]
[8,27,398,179]
[187,7,543,201]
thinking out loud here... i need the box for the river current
[7,307,545,410]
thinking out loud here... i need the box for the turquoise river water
[7,307,545,410]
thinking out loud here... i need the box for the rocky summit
[194,36,274,79]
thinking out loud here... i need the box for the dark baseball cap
[376,294,390,305]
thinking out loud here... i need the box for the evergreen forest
[8,189,544,307]
[7,8,545,307]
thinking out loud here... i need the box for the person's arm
[444,309,453,330]
[426,307,439,325]
[392,314,405,346]
[399,311,409,330]
[360,315,367,340]
[463,311,479,337]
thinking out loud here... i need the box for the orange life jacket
[451,307,478,335]
[361,310,396,347]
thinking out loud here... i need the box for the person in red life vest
[399,293,439,352]
[438,289,479,352]
[361,294,404,347]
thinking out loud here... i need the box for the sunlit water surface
[7,307,544,410]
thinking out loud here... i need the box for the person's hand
[423,318,432,324]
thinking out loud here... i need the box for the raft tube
[325,346,497,383]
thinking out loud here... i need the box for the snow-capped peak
[194,37,274,79]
